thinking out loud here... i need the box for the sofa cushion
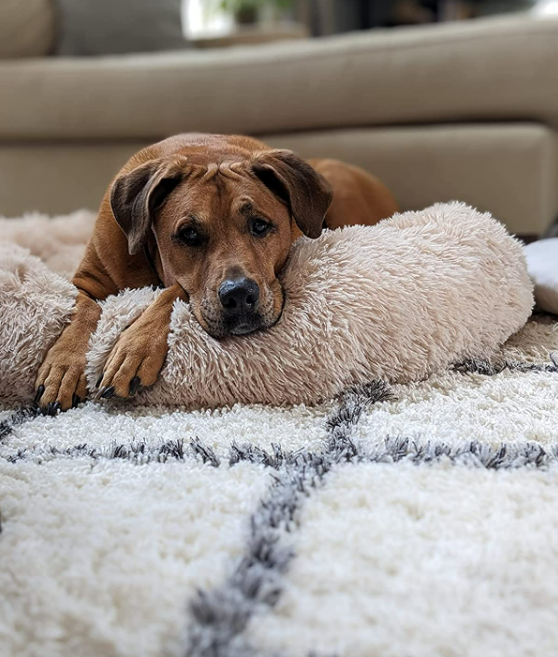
[53,0,188,56]
[0,0,54,59]
[524,239,558,315]
[0,15,558,140]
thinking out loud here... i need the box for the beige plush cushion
[0,15,558,139]
[0,0,54,58]
[0,209,95,278]
[0,203,533,406]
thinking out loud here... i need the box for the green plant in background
[212,0,293,24]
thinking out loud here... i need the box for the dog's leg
[96,283,187,400]
[35,291,102,413]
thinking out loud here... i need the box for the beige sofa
[1,14,558,235]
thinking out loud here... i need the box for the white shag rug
[1,211,558,657]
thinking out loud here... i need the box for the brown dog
[34,133,398,412]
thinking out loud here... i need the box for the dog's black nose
[219,277,260,315]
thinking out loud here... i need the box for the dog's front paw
[96,321,169,400]
[35,340,87,414]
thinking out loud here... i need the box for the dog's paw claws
[129,376,141,396]
[33,385,45,406]
[44,401,61,416]
[100,386,116,400]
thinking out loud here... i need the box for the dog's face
[110,150,332,338]
[153,170,294,337]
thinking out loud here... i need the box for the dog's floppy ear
[110,156,187,256]
[251,150,332,238]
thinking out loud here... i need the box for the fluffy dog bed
[0,202,533,407]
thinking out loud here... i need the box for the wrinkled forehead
[160,166,285,226]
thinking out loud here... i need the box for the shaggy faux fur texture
[1,313,558,657]
[0,210,95,279]
[0,246,78,401]
[0,203,534,407]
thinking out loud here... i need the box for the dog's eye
[176,226,204,247]
[251,218,271,237]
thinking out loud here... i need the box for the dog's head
[110,150,332,338]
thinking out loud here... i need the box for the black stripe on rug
[2,438,191,464]
[4,433,558,470]
[0,406,42,441]
[183,381,389,657]
[230,436,558,471]
[455,352,558,375]
[3,425,558,473]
